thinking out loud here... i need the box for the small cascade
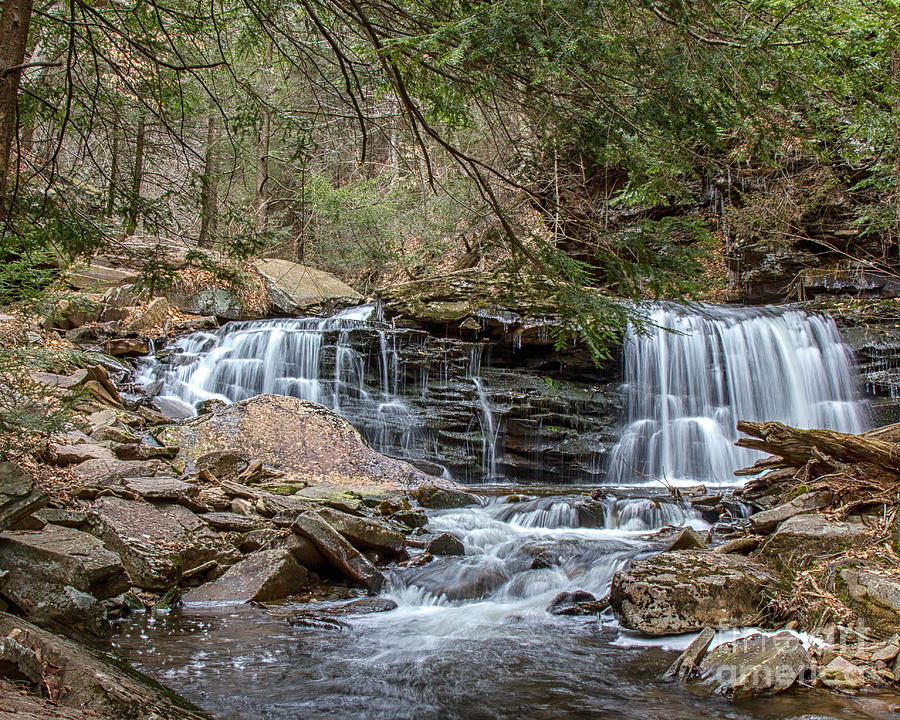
[471,377,500,481]
[607,304,867,486]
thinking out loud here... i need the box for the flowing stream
[118,304,892,719]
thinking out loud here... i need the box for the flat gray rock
[183,549,308,603]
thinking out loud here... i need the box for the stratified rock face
[182,549,308,603]
[609,550,775,635]
[696,632,813,699]
[158,394,436,494]
[252,258,362,314]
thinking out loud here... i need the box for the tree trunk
[255,41,272,235]
[125,115,145,238]
[106,129,119,218]
[893,47,900,260]
[199,111,218,246]
[0,0,34,216]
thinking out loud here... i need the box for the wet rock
[201,511,264,532]
[666,627,716,681]
[410,483,478,509]
[90,496,236,591]
[546,590,598,616]
[393,509,427,529]
[182,549,308,603]
[252,258,362,313]
[291,511,384,593]
[414,565,507,601]
[283,597,398,626]
[0,463,47,531]
[748,491,833,534]
[695,631,813,700]
[316,506,406,555]
[104,336,151,356]
[820,656,865,691]
[0,525,129,600]
[159,394,440,495]
[426,533,465,556]
[0,611,206,718]
[609,550,775,635]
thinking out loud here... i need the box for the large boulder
[182,549,308,603]
[90,496,238,591]
[762,513,868,561]
[291,511,384,593]
[609,550,775,635]
[166,279,259,321]
[158,394,438,495]
[695,632,813,699]
[252,258,362,314]
[0,525,129,600]
[0,531,113,646]
[0,462,47,531]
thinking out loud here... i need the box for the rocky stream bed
[5,264,900,718]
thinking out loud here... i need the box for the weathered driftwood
[735,421,900,474]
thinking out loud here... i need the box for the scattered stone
[201,511,264,532]
[240,528,279,553]
[122,476,205,511]
[695,632,813,699]
[283,597,397,626]
[410,483,478,509]
[278,533,327,570]
[0,634,43,686]
[666,627,717,681]
[0,534,111,646]
[820,656,865,691]
[33,508,89,528]
[182,549,308,603]
[609,550,775,635]
[90,496,236,590]
[252,258,362,313]
[546,590,598,616]
[291,511,384,593]
[393,509,427,529]
[749,491,833,534]
[195,450,251,479]
[0,462,47,531]
[46,442,116,466]
[712,536,761,555]
[663,526,706,552]
[125,297,169,333]
[763,513,867,559]
[316,506,406,555]
[426,533,465,556]
[104,337,151,356]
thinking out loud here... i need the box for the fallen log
[735,421,900,474]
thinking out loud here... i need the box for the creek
[119,303,894,719]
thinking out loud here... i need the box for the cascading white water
[606,304,867,486]
[136,304,426,462]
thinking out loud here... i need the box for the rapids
[117,303,887,718]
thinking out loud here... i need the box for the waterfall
[136,304,426,464]
[606,303,867,486]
